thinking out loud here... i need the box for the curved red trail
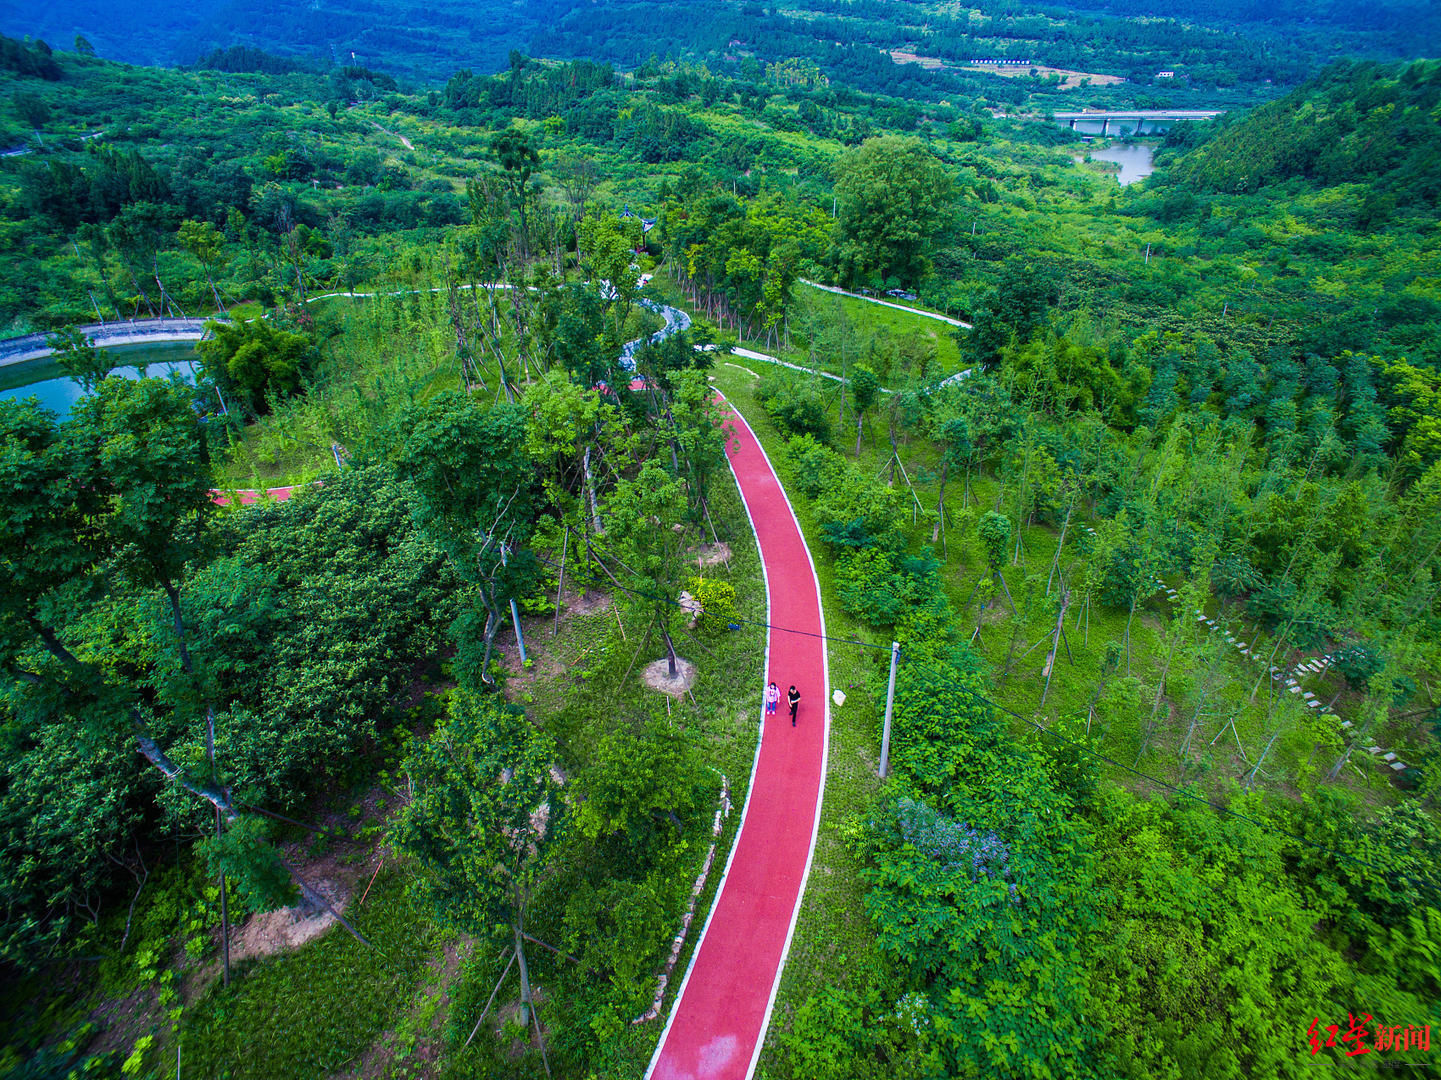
[647,398,829,1080]
[210,483,310,507]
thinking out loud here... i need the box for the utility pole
[501,543,528,664]
[879,641,900,778]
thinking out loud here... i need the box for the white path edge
[800,278,973,329]
[726,346,973,393]
[644,393,832,1080]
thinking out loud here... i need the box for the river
[1084,142,1157,186]
[0,341,202,419]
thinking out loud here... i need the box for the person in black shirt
[787,685,800,726]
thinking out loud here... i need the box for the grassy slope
[708,348,1398,1074]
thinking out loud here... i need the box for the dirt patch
[86,985,160,1055]
[186,850,373,1003]
[643,657,697,697]
[693,542,733,569]
[890,50,1126,89]
[960,61,1127,89]
[562,588,613,617]
[228,876,349,963]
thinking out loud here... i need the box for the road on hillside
[646,396,829,1080]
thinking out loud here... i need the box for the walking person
[787,685,800,726]
[765,681,779,717]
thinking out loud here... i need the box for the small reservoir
[1086,142,1157,186]
[0,341,201,420]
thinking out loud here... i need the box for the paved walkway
[210,484,312,507]
[726,346,971,393]
[647,397,830,1080]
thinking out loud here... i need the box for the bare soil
[643,657,697,697]
[887,49,1126,89]
[229,869,350,963]
[694,542,733,569]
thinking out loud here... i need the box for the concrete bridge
[1052,109,1225,135]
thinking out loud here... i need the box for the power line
[527,540,894,653]
[525,537,1431,895]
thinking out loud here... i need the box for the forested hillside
[1166,59,1441,205]
[0,22,1437,1080]
[10,0,1440,98]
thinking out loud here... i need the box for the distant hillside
[1075,0,1441,57]
[5,0,1436,98]
[0,0,572,81]
[1165,59,1441,210]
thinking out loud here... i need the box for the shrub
[689,576,739,636]
[756,376,832,441]
[784,434,847,498]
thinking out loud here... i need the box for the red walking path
[647,398,830,1080]
[210,483,311,507]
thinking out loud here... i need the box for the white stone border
[631,772,732,1025]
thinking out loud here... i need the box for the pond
[0,340,203,420]
[1085,142,1157,186]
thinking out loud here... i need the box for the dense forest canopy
[0,5,1437,1079]
[7,0,1440,92]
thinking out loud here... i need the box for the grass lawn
[180,872,435,1080]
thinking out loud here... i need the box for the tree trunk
[933,460,948,552]
[887,413,897,486]
[1046,497,1074,598]
[660,618,679,679]
[1244,730,1281,790]
[1123,595,1138,675]
[1040,587,1071,706]
[513,919,534,1027]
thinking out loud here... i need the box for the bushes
[784,433,847,498]
[689,576,739,636]
[196,317,318,416]
[756,376,832,442]
[846,644,1103,1077]
[783,430,946,635]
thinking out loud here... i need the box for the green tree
[11,91,48,133]
[178,219,228,313]
[46,325,111,390]
[603,458,690,678]
[577,208,642,336]
[850,364,879,456]
[833,135,952,288]
[977,509,1012,609]
[0,384,302,957]
[489,127,540,259]
[195,317,314,415]
[394,393,536,687]
[391,690,563,1033]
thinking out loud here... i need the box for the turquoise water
[0,341,201,419]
